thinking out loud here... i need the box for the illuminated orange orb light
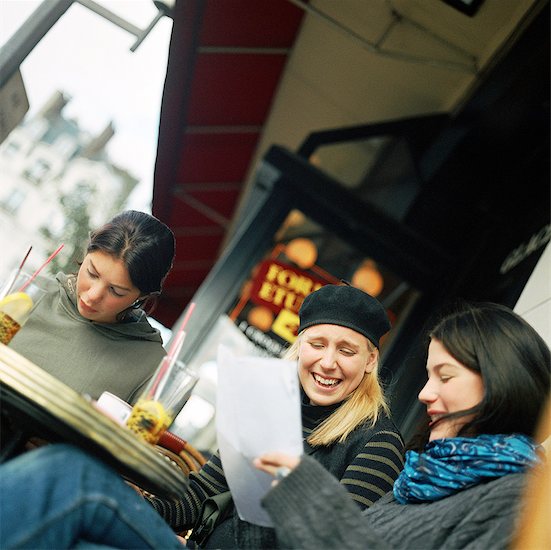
[247,306,274,332]
[285,238,318,270]
[352,261,384,297]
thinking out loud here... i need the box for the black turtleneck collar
[300,386,342,430]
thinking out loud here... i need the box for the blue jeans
[0,444,184,549]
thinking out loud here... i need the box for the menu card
[216,344,303,526]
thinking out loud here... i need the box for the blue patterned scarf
[393,434,542,504]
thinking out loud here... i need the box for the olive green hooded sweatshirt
[10,273,165,403]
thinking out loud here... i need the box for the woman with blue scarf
[255,301,550,549]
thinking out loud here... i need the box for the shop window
[0,188,26,215]
[2,140,21,157]
[313,135,421,222]
[23,158,51,184]
[54,135,77,157]
[26,118,48,141]
[225,210,419,357]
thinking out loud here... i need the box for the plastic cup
[126,356,199,445]
[0,271,47,345]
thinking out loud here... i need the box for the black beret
[298,284,391,348]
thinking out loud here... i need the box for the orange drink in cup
[127,304,198,444]
[126,356,199,444]
[0,272,46,345]
[126,397,173,444]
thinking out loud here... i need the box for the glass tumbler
[126,355,199,444]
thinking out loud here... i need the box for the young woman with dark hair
[86,210,175,318]
[427,301,549,440]
[9,210,176,402]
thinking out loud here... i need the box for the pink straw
[19,244,64,292]
[167,302,196,359]
[148,302,196,397]
[168,329,186,362]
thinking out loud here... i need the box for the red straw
[4,245,32,296]
[167,302,196,359]
[20,244,64,292]
[148,302,196,397]
[168,329,186,361]
[18,245,33,271]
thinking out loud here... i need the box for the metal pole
[0,0,168,90]
[76,0,165,53]
[76,0,142,38]
[130,9,164,52]
[0,0,75,89]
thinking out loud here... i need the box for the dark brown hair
[87,210,175,315]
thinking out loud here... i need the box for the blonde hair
[285,332,390,447]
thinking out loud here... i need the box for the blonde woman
[154,285,404,548]
[281,284,404,511]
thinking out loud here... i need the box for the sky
[0,0,173,212]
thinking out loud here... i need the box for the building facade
[0,91,137,278]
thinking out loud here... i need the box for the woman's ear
[364,350,378,374]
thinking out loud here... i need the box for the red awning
[153,0,305,327]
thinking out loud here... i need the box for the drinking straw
[168,329,187,362]
[19,244,64,292]
[148,302,196,397]
[18,245,33,272]
[3,245,32,296]
[167,302,196,359]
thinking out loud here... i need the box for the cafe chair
[156,430,207,476]
[126,431,206,504]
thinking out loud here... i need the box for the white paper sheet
[216,344,303,527]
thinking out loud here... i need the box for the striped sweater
[146,397,404,547]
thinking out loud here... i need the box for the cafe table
[0,343,189,499]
